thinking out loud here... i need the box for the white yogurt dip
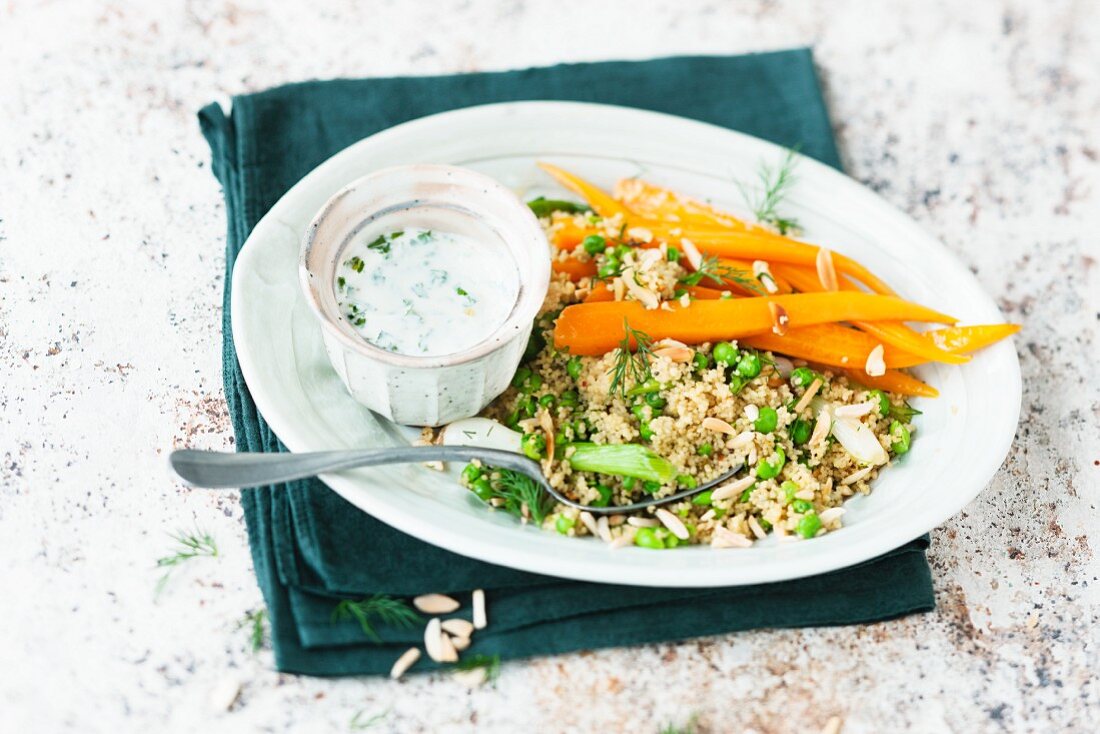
[334,227,518,357]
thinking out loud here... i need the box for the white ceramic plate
[231,102,1020,587]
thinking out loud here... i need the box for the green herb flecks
[740,146,801,235]
[366,230,404,255]
[332,595,421,643]
[155,528,219,596]
[491,469,555,525]
[337,276,346,290]
[679,255,763,294]
[608,319,655,400]
[455,653,502,685]
[456,287,468,296]
[346,255,366,273]
[349,708,390,730]
[237,608,267,653]
[526,197,592,218]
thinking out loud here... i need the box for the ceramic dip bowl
[300,164,550,426]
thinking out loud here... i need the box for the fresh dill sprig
[332,595,421,642]
[608,319,655,400]
[237,608,267,653]
[739,146,801,235]
[659,714,700,734]
[155,528,218,595]
[679,255,763,294]
[493,469,555,525]
[349,708,389,730]
[455,653,502,684]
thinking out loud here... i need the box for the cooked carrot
[539,163,631,220]
[742,322,1018,370]
[614,178,754,231]
[680,230,895,295]
[832,367,940,398]
[585,282,726,303]
[549,216,593,251]
[552,257,597,280]
[553,294,956,356]
[771,263,966,365]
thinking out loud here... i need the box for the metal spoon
[169,447,745,516]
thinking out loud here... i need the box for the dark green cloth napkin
[199,49,934,677]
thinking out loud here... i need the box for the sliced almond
[453,667,488,688]
[795,489,815,501]
[818,507,846,524]
[727,431,755,450]
[753,260,779,294]
[793,378,823,414]
[389,647,421,679]
[702,416,736,435]
[810,411,832,445]
[680,237,703,270]
[596,515,613,543]
[711,526,753,548]
[841,466,874,485]
[627,226,654,243]
[627,516,660,528]
[413,594,460,615]
[613,276,625,301]
[451,635,471,652]
[578,510,599,536]
[622,267,660,310]
[472,589,487,630]
[655,508,690,540]
[424,618,455,663]
[711,474,757,502]
[679,293,691,308]
[747,516,768,539]
[816,247,839,291]
[654,346,694,362]
[744,404,760,421]
[865,344,886,377]
[441,618,475,638]
[609,534,636,549]
[768,301,790,335]
[539,409,555,467]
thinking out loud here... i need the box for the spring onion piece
[811,398,888,466]
[566,442,676,483]
[526,197,591,218]
[440,418,522,454]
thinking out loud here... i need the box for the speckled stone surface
[1,1,1097,732]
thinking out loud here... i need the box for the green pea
[539,394,557,408]
[597,263,619,278]
[664,535,680,548]
[667,246,681,262]
[890,420,911,454]
[556,515,576,534]
[728,374,747,394]
[511,366,532,390]
[614,244,632,259]
[713,341,737,365]
[692,352,710,372]
[519,395,538,418]
[642,480,662,494]
[622,476,637,491]
[755,447,786,479]
[754,406,778,434]
[739,486,755,503]
[461,463,482,484]
[692,490,713,506]
[517,371,542,394]
[566,356,583,380]
[523,330,544,362]
[521,432,546,460]
[790,418,812,445]
[592,484,612,507]
[634,527,664,549]
[631,404,650,422]
[581,234,607,255]
[573,418,589,437]
[781,480,800,503]
[676,474,698,489]
[471,477,493,501]
[871,389,891,416]
[505,409,521,429]
[697,443,713,457]
[797,512,822,539]
[736,351,762,379]
[644,392,666,410]
[790,366,818,389]
[560,390,580,408]
[639,422,655,442]
[791,499,814,514]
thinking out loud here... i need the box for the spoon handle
[168,446,533,489]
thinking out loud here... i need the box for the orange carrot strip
[683,230,895,295]
[926,323,1021,353]
[553,294,955,356]
[772,263,967,365]
[552,257,597,281]
[833,368,939,398]
[585,283,726,303]
[549,216,593,251]
[614,178,754,231]
[538,163,631,220]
